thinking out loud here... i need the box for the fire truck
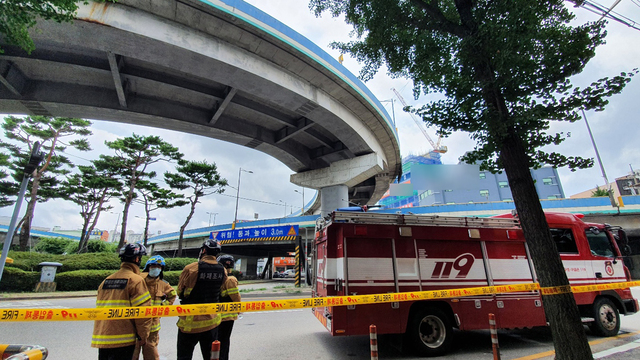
[311,211,638,356]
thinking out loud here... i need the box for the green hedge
[33,237,74,255]
[0,267,40,292]
[5,251,57,272]
[57,253,121,272]
[55,270,115,291]
[162,271,181,286]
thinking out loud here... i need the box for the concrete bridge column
[236,256,260,279]
[320,185,349,216]
[291,153,386,216]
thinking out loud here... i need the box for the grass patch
[239,288,267,293]
[273,285,287,289]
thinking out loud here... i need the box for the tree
[134,180,187,246]
[310,1,636,358]
[0,0,114,54]
[591,185,612,197]
[0,115,91,250]
[103,134,183,249]
[164,159,227,257]
[61,159,121,253]
[0,151,15,207]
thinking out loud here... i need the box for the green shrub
[230,269,243,280]
[86,240,118,253]
[0,267,40,292]
[56,270,114,291]
[33,237,74,255]
[64,241,79,254]
[5,251,58,272]
[162,271,181,286]
[58,252,121,272]
[164,257,195,272]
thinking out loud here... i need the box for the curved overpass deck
[0,0,401,206]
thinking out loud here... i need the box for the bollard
[489,313,501,360]
[370,324,378,360]
[210,340,220,360]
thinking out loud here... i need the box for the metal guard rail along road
[2,281,639,323]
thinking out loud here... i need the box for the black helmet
[217,255,235,269]
[201,239,221,255]
[119,243,147,258]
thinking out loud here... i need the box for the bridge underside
[0,0,401,207]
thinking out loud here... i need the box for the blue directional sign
[210,225,298,242]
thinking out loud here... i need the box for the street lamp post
[233,168,253,228]
[295,188,305,215]
[279,200,287,217]
[207,212,218,227]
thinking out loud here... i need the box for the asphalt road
[2,288,640,359]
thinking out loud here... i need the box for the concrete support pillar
[320,184,349,216]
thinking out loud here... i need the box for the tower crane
[391,88,447,154]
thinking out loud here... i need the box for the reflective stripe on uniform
[183,288,193,297]
[221,313,237,320]
[220,287,239,297]
[176,315,221,333]
[131,291,151,306]
[91,333,136,346]
[151,323,161,332]
[96,299,130,308]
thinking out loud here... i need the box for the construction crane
[391,88,447,153]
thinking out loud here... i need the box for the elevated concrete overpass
[0,0,401,213]
[146,196,640,275]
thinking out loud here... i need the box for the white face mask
[149,268,162,278]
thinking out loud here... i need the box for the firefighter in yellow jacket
[217,255,241,360]
[134,255,177,360]
[176,239,227,360]
[91,243,152,360]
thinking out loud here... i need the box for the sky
[1,0,639,237]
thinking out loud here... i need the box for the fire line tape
[2,280,640,323]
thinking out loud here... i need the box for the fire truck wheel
[590,297,620,337]
[406,307,453,356]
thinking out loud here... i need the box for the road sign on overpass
[211,225,299,244]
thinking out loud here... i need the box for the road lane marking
[593,339,640,358]
[513,330,640,360]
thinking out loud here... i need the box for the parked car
[283,269,296,278]
[273,271,283,278]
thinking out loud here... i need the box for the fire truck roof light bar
[329,211,520,229]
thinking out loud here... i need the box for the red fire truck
[311,211,638,356]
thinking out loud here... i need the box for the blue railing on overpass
[201,0,398,139]
[147,214,318,245]
[148,195,640,245]
[0,225,80,240]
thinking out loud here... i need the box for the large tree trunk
[18,176,40,251]
[177,200,197,257]
[500,131,593,360]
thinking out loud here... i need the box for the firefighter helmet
[217,255,235,269]
[201,239,222,255]
[144,255,166,271]
[119,243,147,258]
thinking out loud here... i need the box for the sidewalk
[0,280,312,301]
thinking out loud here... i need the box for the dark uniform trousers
[98,345,135,360]
[218,321,234,360]
[177,327,218,360]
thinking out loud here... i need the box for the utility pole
[581,108,617,208]
[1,142,45,283]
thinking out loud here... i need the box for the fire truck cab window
[550,228,578,254]
[586,229,615,257]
